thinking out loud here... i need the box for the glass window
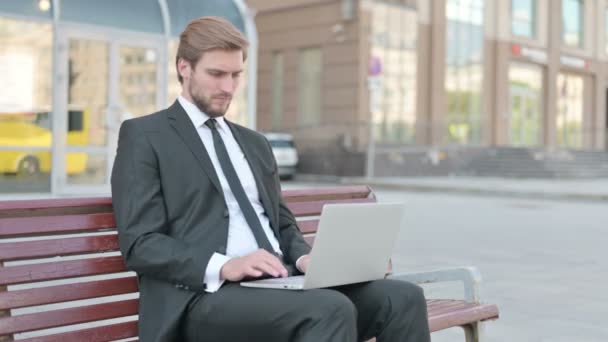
[66,38,109,186]
[562,0,584,48]
[298,48,322,127]
[445,0,485,145]
[119,46,158,119]
[511,0,536,38]
[605,6,608,55]
[509,63,543,146]
[271,52,284,130]
[366,0,418,144]
[0,0,53,19]
[556,73,584,148]
[167,40,181,104]
[60,0,164,34]
[0,18,52,193]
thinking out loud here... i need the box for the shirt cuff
[204,253,232,293]
[295,255,307,273]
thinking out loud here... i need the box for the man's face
[178,49,244,117]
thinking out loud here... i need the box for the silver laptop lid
[302,202,404,289]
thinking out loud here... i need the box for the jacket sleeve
[111,119,213,291]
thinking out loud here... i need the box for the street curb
[343,179,608,203]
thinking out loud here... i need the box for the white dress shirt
[178,96,284,292]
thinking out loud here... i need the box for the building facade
[249,0,608,176]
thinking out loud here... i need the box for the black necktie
[205,118,276,253]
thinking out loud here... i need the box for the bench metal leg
[463,322,484,342]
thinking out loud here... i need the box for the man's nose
[219,77,235,94]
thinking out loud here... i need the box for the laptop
[240,202,404,290]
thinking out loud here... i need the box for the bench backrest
[0,186,375,341]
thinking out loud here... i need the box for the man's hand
[220,249,288,282]
[296,254,311,274]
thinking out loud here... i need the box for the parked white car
[263,132,298,179]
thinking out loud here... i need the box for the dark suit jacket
[111,101,311,342]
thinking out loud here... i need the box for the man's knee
[384,279,427,312]
[312,290,358,324]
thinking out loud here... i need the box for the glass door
[508,63,543,146]
[54,25,165,195]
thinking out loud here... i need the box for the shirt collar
[177,95,228,132]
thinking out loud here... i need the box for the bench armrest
[387,266,482,303]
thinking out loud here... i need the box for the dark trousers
[183,279,431,342]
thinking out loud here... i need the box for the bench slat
[0,235,120,262]
[288,198,375,216]
[18,321,138,342]
[0,213,116,238]
[0,197,112,211]
[0,256,126,286]
[282,186,371,202]
[0,276,137,310]
[0,299,138,335]
[427,300,499,332]
[296,220,318,234]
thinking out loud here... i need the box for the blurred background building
[250,0,608,177]
[0,0,254,196]
[2,0,608,197]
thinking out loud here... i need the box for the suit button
[223,209,229,218]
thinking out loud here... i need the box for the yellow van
[0,109,89,175]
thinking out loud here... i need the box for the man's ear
[177,58,191,81]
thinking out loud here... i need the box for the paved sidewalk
[297,175,608,202]
[345,176,608,202]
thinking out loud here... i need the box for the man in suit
[111,16,430,342]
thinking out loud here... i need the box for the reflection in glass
[562,0,583,48]
[271,52,284,130]
[445,0,484,144]
[66,154,107,185]
[69,39,109,146]
[365,0,417,144]
[167,40,181,104]
[509,63,542,146]
[605,7,608,55]
[298,48,322,127]
[511,0,536,38]
[120,45,158,118]
[556,73,583,148]
[0,18,52,193]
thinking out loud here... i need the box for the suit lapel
[167,101,225,202]
[227,120,277,231]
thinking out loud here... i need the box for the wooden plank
[0,235,120,262]
[288,197,375,216]
[296,220,318,234]
[283,186,371,202]
[0,299,138,335]
[0,198,112,211]
[18,321,138,342]
[0,213,116,238]
[0,276,138,310]
[0,256,127,286]
[427,301,499,332]
[303,235,315,246]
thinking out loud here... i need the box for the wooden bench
[0,186,499,341]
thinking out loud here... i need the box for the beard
[188,82,232,118]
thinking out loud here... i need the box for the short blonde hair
[176,16,249,83]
